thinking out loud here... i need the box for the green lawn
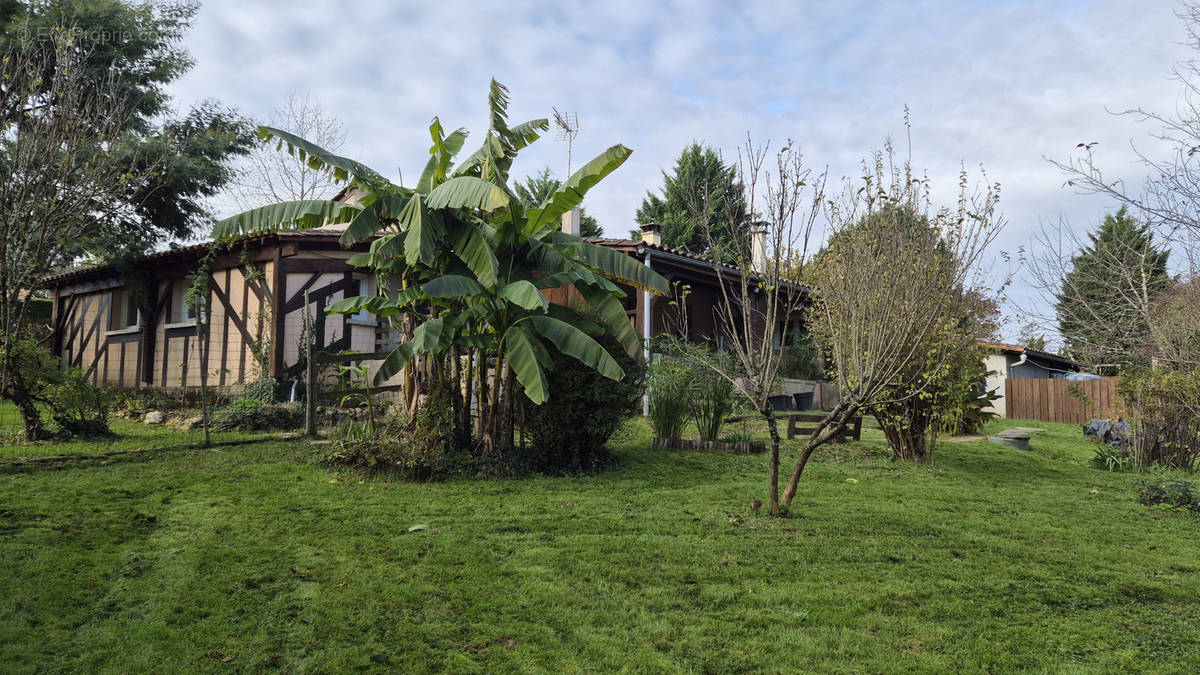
[2,412,1199,672]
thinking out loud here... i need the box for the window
[349,275,373,323]
[109,288,140,331]
[171,279,203,324]
[775,317,805,349]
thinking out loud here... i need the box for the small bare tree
[230,93,346,209]
[669,137,825,516]
[788,147,1001,507]
[681,136,1002,515]
[0,31,164,439]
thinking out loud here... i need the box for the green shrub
[1091,445,1133,472]
[211,402,302,432]
[44,367,117,437]
[320,375,467,479]
[1117,368,1200,470]
[779,333,823,380]
[691,358,735,442]
[522,332,646,472]
[45,369,118,437]
[243,377,278,404]
[1136,478,1200,512]
[648,356,692,441]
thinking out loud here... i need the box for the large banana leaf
[505,118,549,153]
[340,194,411,245]
[259,126,391,190]
[426,176,510,212]
[423,274,484,298]
[578,285,642,357]
[525,144,633,232]
[211,200,361,240]
[504,325,548,404]
[326,295,401,318]
[526,315,623,380]
[551,232,671,295]
[399,194,445,266]
[497,280,547,311]
[450,221,497,287]
[373,315,457,385]
[417,118,469,193]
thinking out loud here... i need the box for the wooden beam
[270,249,286,378]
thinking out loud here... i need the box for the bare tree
[669,137,825,516]
[783,147,1001,506]
[230,93,346,209]
[0,32,165,439]
[1048,4,1200,269]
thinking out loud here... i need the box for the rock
[167,415,203,431]
[143,410,166,425]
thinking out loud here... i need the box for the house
[981,341,1084,418]
[46,225,378,391]
[46,219,809,397]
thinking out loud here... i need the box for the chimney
[750,221,767,274]
[561,207,581,236]
[639,222,661,247]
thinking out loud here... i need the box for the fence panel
[1005,377,1119,424]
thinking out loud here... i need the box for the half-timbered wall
[275,252,376,382]
[52,260,279,390]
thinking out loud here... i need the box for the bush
[691,355,735,442]
[45,369,118,437]
[523,332,646,472]
[211,402,303,432]
[1136,478,1200,512]
[1091,444,1133,472]
[243,377,278,404]
[1117,368,1200,470]
[320,375,468,479]
[647,356,691,441]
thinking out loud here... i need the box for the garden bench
[786,413,862,443]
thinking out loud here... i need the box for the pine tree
[1055,207,1170,371]
[635,143,746,261]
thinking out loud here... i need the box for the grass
[2,410,1199,672]
[0,404,268,460]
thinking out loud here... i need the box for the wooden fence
[1004,377,1120,424]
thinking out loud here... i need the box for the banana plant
[212,80,669,450]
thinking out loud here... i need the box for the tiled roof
[44,229,350,286]
[981,341,1079,365]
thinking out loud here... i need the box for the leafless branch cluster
[229,93,346,209]
[813,143,1002,410]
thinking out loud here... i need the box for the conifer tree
[1055,207,1169,371]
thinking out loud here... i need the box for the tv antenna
[552,107,579,176]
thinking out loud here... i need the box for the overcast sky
[170,0,1195,340]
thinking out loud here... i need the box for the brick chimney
[639,222,661,246]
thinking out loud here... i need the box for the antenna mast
[552,107,579,176]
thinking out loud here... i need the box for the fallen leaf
[407,524,430,533]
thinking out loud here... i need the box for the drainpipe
[642,248,652,416]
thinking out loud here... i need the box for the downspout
[642,247,652,417]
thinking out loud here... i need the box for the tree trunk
[763,402,781,515]
[7,365,46,441]
[779,402,858,510]
[879,418,929,462]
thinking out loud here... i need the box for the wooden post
[304,289,317,437]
